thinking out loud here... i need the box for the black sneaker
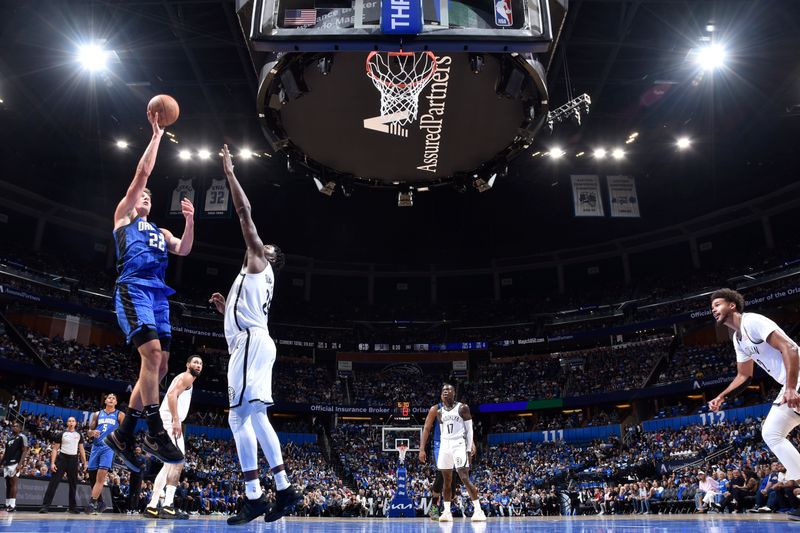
[86,500,98,515]
[789,508,800,521]
[142,431,184,464]
[104,430,141,473]
[264,486,303,523]
[38,507,49,514]
[68,508,80,514]
[176,508,190,520]
[96,499,107,514]
[158,505,180,519]
[227,494,268,525]
[5,507,14,513]
[144,506,160,519]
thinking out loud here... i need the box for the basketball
[147,94,180,127]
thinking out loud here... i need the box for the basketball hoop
[365,51,437,126]
[397,444,409,464]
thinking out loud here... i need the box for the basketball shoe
[142,430,184,464]
[227,494,268,525]
[264,486,303,522]
[472,507,487,521]
[104,430,140,473]
[439,510,453,522]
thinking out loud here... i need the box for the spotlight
[397,189,414,207]
[611,148,625,160]
[78,44,109,72]
[696,44,726,71]
[550,147,565,159]
[473,173,497,193]
[178,150,191,160]
[676,137,692,150]
[239,148,253,159]
[198,149,211,160]
[115,140,128,149]
[593,148,607,159]
[312,177,336,196]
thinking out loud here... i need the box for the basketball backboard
[382,426,423,451]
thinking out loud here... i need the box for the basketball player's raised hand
[418,450,426,463]
[209,292,226,314]
[181,198,194,222]
[146,110,165,139]
[222,144,234,176]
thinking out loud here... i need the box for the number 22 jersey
[114,217,174,295]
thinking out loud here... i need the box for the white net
[397,445,408,464]
[366,52,438,126]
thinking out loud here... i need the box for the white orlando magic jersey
[734,312,795,386]
[159,373,193,422]
[224,263,274,351]
[439,402,466,442]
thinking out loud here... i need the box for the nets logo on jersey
[494,0,513,27]
[228,386,236,404]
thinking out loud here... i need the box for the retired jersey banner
[570,175,604,217]
[607,175,640,218]
[203,178,230,217]
[170,179,195,215]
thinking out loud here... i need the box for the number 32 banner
[203,178,231,217]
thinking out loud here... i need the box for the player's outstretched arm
[708,360,753,411]
[418,405,438,463]
[114,112,164,228]
[222,144,267,271]
[161,198,195,256]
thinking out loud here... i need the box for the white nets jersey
[224,263,274,352]
[170,179,195,213]
[734,312,795,387]
[438,402,466,442]
[159,373,193,422]
[204,179,230,215]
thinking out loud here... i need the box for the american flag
[284,8,317,26]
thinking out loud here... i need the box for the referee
[40,416,86,514]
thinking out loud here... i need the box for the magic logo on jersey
[494,0,513,27]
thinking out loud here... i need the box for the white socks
[473,500,481,512]
[245,479,263,500]
[274,470,289,491]
[6,499,14,509]
[164,485,177,507]
[443,501,451,513]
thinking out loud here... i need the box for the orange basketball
[147,94,180,127]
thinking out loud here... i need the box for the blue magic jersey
[94,409,120,445]
[114,217,174,295]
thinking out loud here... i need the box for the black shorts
[432,469,462,494]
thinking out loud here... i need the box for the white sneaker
[439,511,453,522]
[472,509,487,522]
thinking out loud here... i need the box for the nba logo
[494,0,513,27]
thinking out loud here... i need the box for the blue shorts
[114,283,171,345]
[88,444,115,471]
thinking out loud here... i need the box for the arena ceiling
[0,0,798,265]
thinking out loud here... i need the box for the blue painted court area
[1,515,800,533]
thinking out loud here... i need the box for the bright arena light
[611,148,625,160]
[696,44,726,71]
[676,137,692,150]
[77,44,109,72]
[178,150,192,160]
[239,148,253,159]
[550,147,565,159]
[593,148,607,159]
[115,140,128,149]
[198,149,211,160]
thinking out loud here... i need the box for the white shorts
[160,414,186,455]
[437,440,468,470]
[3,464,18,478]
[227,328,276,409]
